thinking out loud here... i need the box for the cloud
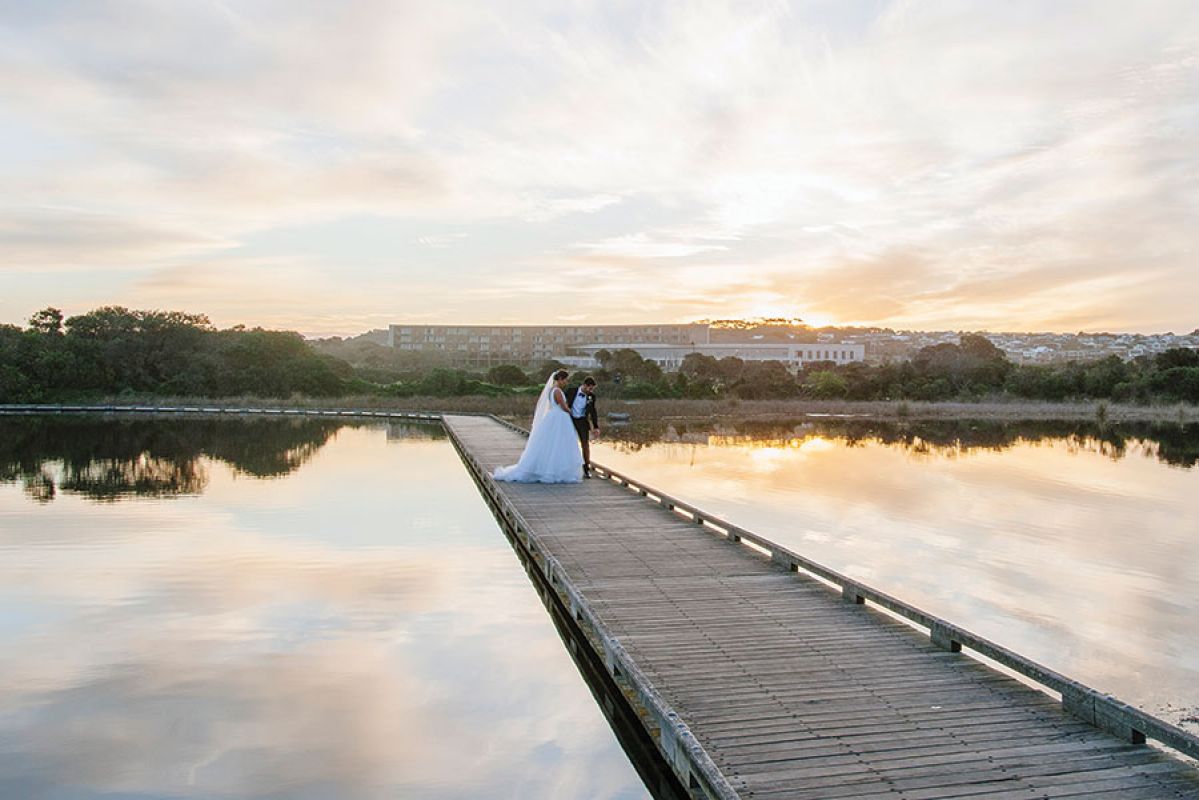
[0,208,231,271]
[571,231,730,259]
[520,193,623,222]
[415,232,468,248]
[131,256,445,331]
[1,0,1197,332]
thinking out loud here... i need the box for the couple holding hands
[494,371,600,484]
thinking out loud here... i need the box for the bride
[494,370,584,483]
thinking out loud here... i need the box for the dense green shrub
[486,364,528,386]
[0,307,345,401]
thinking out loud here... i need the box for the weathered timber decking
[443,414,1199,800]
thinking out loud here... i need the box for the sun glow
[797,437,836,454]
[798,313,837,329]
[748,447,788,472]
[737,302,840,328]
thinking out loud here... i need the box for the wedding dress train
[493,376,584,483]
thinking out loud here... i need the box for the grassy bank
[11,395,1197,425]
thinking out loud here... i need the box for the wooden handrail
[0,404,445,421]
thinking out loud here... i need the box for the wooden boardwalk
[443,414,1199,800]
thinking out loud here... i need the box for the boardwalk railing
[487,413,1199,763]
[0,403,444,421]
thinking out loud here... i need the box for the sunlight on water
[0,418,649,800]
[595,421,1199,729]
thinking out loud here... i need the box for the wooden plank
[740,757,1191,798]
[712,733,1141,769]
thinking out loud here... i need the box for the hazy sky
[2,1,1196,335]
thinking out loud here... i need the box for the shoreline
[603,398,1199,424]
[4,396,1196,424]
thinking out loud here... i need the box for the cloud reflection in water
[0,422,648,799]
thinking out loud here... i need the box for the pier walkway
[443,414,1199,800]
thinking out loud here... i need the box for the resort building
[387,323,711,368]
[564,343,866,371]
[388,323,864,371]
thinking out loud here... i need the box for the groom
[565,376,600,477]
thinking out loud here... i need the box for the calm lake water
[595,418,1199,731]
[0,416,649,800]
[2,415,1197,800]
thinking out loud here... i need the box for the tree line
[601,335,1199,403]
[2,309,1197,404]
[1,306,346,400]
[534,336,1198,404]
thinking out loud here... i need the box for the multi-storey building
[387,323,712,368]
[565,343,865,371]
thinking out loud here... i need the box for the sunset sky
[2,1,1196,336]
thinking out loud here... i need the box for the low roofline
[573,342,863,350]
[389,323,709,330]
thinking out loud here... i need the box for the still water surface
[0,416,649,800]
[595,419,1199,731]
[3,415,1198,800]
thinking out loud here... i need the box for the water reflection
[604,418,1199,469]
[593,418,1199,732]
[0,416,346,502]
[0,420,649,799]
[385,421,447,441]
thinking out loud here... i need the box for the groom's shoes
[583,466,592,478]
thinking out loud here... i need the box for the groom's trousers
[571,416,592,471]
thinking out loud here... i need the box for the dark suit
[565,385,598,471]
[564,385,598,429]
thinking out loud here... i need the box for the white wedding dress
[493,376,584,483]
